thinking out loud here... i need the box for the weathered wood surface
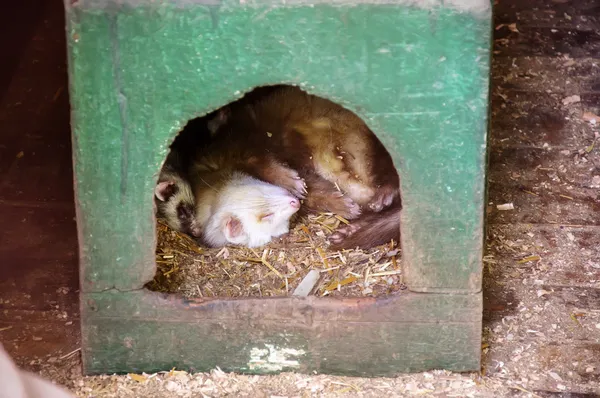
[480,1,600,391]
[82,289,482,375]
[66,0,491,376]
[66,0,491,294]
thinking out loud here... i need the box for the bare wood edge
[83,288,483,324]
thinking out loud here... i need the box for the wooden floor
[483,0,600,394]
[0,0,599,396]
[0,0,80,367]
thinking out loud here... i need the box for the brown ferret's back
[200,86,400,214]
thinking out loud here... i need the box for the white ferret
[155,161,300,247]
[192,170,301,248]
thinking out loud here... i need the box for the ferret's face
[155,177,203,238]
[216,177,301,248]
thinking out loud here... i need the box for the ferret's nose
[289,198,300,209]
[190,225,203,237]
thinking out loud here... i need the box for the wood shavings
[585,137,596,153]
[582,111,599,124]
[148,214,404,298]
[370,270,402,277]
[316,247,329,269]
[507,23,519,33]
[323,275,358,292]
[292,269,320,296]
[517,255,541,264]
[536,289,551,298]
[562,95,580,106]
[495,23,519,33]
[497,203,514,211]
[58,348,81,361]
[257,248,283,279]
[334,215,350,225]
[128,373,148,383]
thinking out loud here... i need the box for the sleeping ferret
[155,159,300,248]
[196,85,401,249]
[190,169,301,248]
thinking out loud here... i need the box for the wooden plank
[487,147,600,226]
[494,0,600,32]
[486,224,600,287]
[494,26,600,58]
[492,57,571,94]
[81,289,482,375]
[0,205,77,260]
[539,285,600,312]
[490,90,593,148]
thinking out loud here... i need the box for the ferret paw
[328,223,359,245]
[330,192,361,220]
[367,186,399,212]
[281,170,308,199]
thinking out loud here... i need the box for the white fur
[201,172,300,248]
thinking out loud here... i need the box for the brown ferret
[155,150,203,238]
[194,85,401,249]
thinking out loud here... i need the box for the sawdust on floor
[37,355,518,398]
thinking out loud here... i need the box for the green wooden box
[65,0,492,376]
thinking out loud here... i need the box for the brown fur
[329,203,401,250]
[195,86,400,223]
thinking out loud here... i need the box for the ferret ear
[155,181,177,202]
[207,108,230,136]
[223,215,245,242]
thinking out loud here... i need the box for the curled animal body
[196,85,402,249]
[155,150,300,248]
[189,169,301,248]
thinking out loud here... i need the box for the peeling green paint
[66,0,491,293]
[248,344,306,372]
[66,0,491,376]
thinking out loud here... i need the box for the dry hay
[147,214,405,298]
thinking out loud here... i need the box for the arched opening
[145,84,404,298]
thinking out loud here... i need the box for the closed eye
[259,213,274,222]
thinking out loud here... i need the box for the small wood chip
[128,373,148,383]
[324,275,358,292]
[292,270,320,296]
[518,255,541,263]
[562,95,580,106]
[497,203,514,211]
[583,111,599,124]
[334,215,350,225]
